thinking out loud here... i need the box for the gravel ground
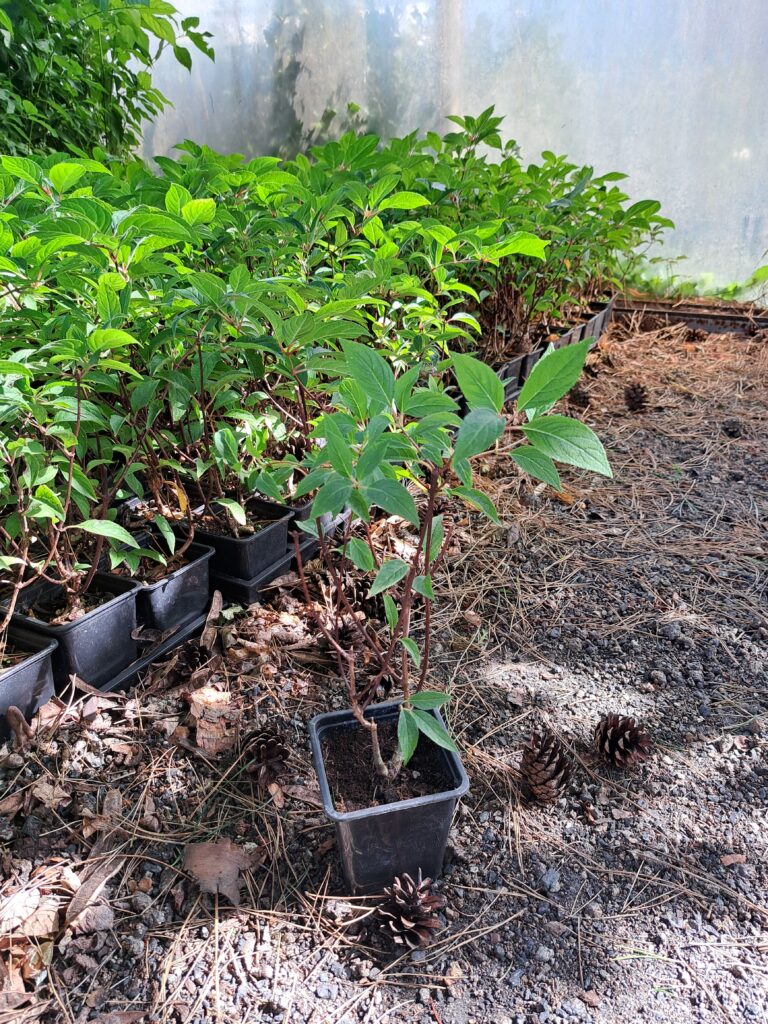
[1,317,766,1024]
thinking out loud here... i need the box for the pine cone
[378,871,446,949]
[245,730,287,786]
[520,731,572,803]
[624,381,648,412]
[594,714,651,768]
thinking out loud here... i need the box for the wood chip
[720,853,747,867]
[280,784,324,809]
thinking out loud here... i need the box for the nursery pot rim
[0,625,57,680]
[134,542,214,591]
[9,572,140,635]
[308,699,469,824]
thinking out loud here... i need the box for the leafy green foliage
[0,0,213,156]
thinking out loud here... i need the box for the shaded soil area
[1,318,766,1024]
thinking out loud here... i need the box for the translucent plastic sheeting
[141,0,768,285]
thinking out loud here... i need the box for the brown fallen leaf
[462,610,482,628]
[317,837,335,857]
[267,781,285,809]
[182,839,260,906]
[720,853,747,867]
[443,962,464,989]
[70,903,114,935]
[82,788,123,839]
[579,990,600,1008]
[280,784,324,809]
[65,855,124,932]
[30,778,72,811]
[0,791,24,818]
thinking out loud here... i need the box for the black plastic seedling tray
[8,573,140,690]
[0,627,56,740]
[308,700,470,895]
[135,543,215,631]
[100,611,208,694]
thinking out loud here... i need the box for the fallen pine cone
[520,731,572,803]
[245,730,287,786]
[623,381,648,413]
[378,871,446,949]
[594,714,651,768]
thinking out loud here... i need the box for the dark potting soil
[0,644,26,670]
[322,719,453,812]
[112,551,191,584]
[193,509,276,539]
[25,587,115,626]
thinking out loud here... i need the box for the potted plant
[299,340,610,893]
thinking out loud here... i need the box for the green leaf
[368,558,409,597]
[398,709,419,766]
[413,575,434,599]
[165,182,192,215]
[181,198,216,225]
[322,418,354,478]
[409,690,450,710]
[364,479,419,526]
[521,415,612,477]
[154,514,176,555]
[412,710,458,753]
[454,408,505,463]
[311,473,353,517]
[427,514,444,563]
[89,328,135,351]
[77,519,139,548]
[215,498,247,526]
[33,484,64,520]
[517,340,590,415]
[213,427,239,468]
[509,445,562,490]
[449,486,501,525]
[379,191,430,211]
[453,353,504,412]
[49,162,86,194]
[399,636,421,667]
[341,341,395,413]
[344,537,375,572]
[383,594,398,632]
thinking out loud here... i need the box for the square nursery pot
[0,627,56,740]
[520,347,545,382]
[308,701,469,895]
[180,497,292,581]
[9,573,140,690]
[135,543,215,631]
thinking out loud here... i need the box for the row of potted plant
[0,117,645,884]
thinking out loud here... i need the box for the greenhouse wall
[141,0,768,286]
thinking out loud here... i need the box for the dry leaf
[579,990,601,1008]
[0,791,24,818]
[0,888,41,933]
[267,781,285,809]
[70,903,114,935]
[720,853,747,867]
[462,610,482,628]
[182,839,258,906]
[65,856,124,932]
[280,784,324,809]
[317,837,335,857]
[30,779,72,811]
[443,962,464,989]
[82,789,123,839]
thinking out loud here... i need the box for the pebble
[657,621,682,641]
[535,945,555,963]
[539,867,561,893]
[418,987,432,1004]
[649,670,667,685]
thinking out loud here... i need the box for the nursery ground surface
[1,317,766,1024]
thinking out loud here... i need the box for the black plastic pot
[180,499,291,581]
[9,573,140,690]
[308,701,470,895]
[520,347,545,381]
[135,543,214,631]
[0,627,56,740]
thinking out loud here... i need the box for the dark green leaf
[454,408,505,463]
[364,479,419,526]
[409,690,450,710]
[521,415,612,477]
[369,558,409,597]
[452,353,504,412]
[413,710,458,753]
[509,445,562,490]
[398,709,419,766]
[517,340,590,415]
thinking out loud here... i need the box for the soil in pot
[21,585,120,626]
[322,719,453,812]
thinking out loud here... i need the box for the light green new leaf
[521,415,612,477]
[89,328,135,351]
[49,162,86,194]
[453,353,504,412]
[379,191,430,211]
[517,339,590,415]
[509,445,562,490]
[449,485,502,525]
[383,594,398,632]
[181,198,216,226]
[369,558,409,597]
